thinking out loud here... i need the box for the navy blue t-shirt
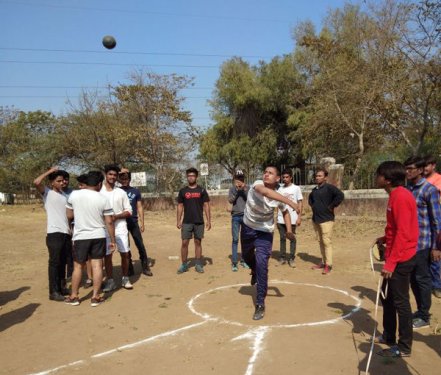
[120,186,141,222]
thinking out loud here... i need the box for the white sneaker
[122,276,133,290]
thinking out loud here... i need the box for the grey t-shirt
[243,180,287,233]
[66,189,113,241]
[43,187,70,234]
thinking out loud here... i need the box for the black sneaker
[253,305,265,320]
[278,257,286,265]
[142,265,153,277]
[377,345,410,358]
[49,292,65,302]
[250,272,256,286]
[128,261,135,277]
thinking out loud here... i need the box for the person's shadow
[328,301,415,375]
[0,286,30,306]
[296,252,322,265]
[238,285,284,305]
[187,256,213,269]
[0,303,40,333]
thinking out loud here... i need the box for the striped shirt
[407,178,441,251]
[243,180,287,233]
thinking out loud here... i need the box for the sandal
[64,296,80,306]
[91,296,105,307]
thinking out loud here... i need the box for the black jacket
[308,183,344,224]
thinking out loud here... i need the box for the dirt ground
[0,205,440,375]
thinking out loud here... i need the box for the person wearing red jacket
[375,161,418,358]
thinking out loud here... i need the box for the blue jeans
[430,259,441,290]
[231,215,243,265]
[241,223,273,306]
[411,249,432,321]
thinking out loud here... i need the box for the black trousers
[127,220,148,265]
[410,249,432,322]
[381,256,416,354]
[46,233,72,295]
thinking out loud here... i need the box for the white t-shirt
[277,183,303,224]
[43,187,70,234]
[100,186,132,235]
[243,180,287,233]
[66,189,113,241]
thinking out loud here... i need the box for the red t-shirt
[426,172,441,193]
[383,186,418,272]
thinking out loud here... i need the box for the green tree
[0,110,60,192]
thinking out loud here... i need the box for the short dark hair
[234,169,245,182]
[104,164,121,174]
[315,167,328,177]
[404,156,426,169]
[119,171,131,180]
[376,161,406,187]
[86,171,104,186]
[59,170,70,179]
[425,154,437,165]
[266,165,280,176]
[281,168,293,177]
[186,167,198,176]
[48,171,65,181]
[76,174,88,184]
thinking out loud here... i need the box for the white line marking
[29,361,85,375]
[30,281,361,375]
[188,281,362,328]
[232,327,269,375]
[28,321,208,375]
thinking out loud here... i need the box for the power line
[0,59,219,69]
[0,47,271,60]
[0,0,290,23]
[0,85,213,90]
[0,95,210,99]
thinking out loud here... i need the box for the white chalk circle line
[187,280,362,328]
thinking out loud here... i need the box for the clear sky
[1,0,349,129]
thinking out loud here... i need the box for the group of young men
[374,156,441,358]
[36,154,441,357]
[35,164,152,307]
[176,165,344,320]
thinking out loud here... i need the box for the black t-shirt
[177,185,210,224]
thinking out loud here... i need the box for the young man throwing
[176,167,211,274]
[375,161,418,358]
[241,166,299,320]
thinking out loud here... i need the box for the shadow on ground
[0,303,40,333]
[0,286,30,306]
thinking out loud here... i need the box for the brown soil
[0,205,440,375]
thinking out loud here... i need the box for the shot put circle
[188,281,361,328]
